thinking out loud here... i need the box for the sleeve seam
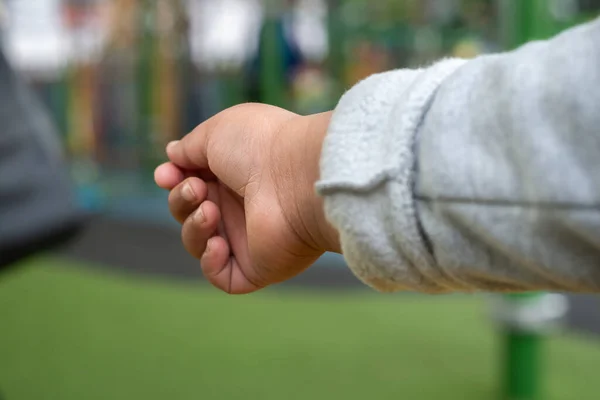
[417,196,600,211]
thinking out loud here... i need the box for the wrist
[302,112,342,254]
[273,112,341,255]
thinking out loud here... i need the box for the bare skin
[154,104,340,294]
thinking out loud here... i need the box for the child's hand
[155,104,340,294]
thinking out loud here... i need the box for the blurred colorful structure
[60,0,192,210]
[3,0,598,218]
[4,0,194,216]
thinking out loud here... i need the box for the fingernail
[166,140,179,152]
[194,205,205,223]
[181,183,196,202]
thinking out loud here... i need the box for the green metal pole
[137,0,157,177]
[501,293,545,400]
[503,330,543,399]
[497,3,564,399]
[260,2,286,107]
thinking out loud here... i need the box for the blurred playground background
[1,1,600,399]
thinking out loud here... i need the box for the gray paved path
[59,217,600,336]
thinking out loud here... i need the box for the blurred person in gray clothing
[0,43,83,272]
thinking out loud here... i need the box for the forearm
[317,18,600,293]
[414,18,600,292]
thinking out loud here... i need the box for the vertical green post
[497,2,563,399]
[137,0,156,176]
[260,1,286,107]
[503,332,543,399]
[501,293,544,400]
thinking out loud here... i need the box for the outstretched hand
[155,104,340,294]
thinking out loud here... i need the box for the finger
[166,116,213,170]
[200,236,230,287]
[181,201,221,260]
[201,237,263,295]
[154,162,185,190]
[155,160,218,188]
[207,182,227,239]
[168,178,208,224]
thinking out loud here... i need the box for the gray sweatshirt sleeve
[316,18,600,293]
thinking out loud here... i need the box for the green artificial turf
[0,258,599,400]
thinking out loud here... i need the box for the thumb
[166,110,250,194]
[166,120,212,170]
[167,104,294,171]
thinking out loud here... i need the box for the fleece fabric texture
[317,17,600,293]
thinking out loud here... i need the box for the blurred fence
[1,0,598,221]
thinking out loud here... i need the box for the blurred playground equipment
[2,0,196,215]
[2,0,597,218]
